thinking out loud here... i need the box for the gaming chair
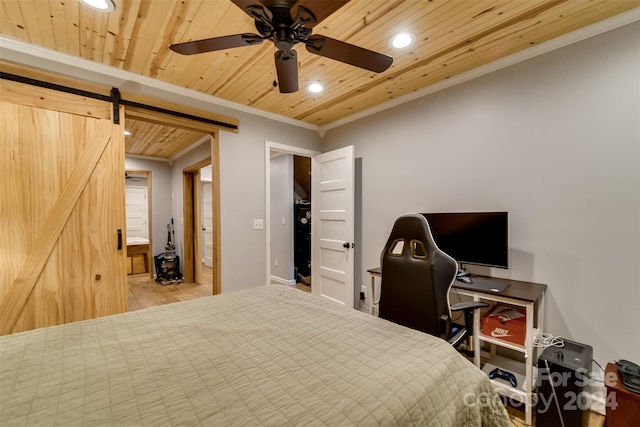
[378,214,488,351]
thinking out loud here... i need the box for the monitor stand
[456,265,473,284]
[454,264,510,293]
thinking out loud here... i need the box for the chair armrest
[451,301,489,312]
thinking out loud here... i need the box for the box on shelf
[482,304,526,345]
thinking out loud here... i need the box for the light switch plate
[253,219,264,230]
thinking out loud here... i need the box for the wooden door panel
[0,79,126,335]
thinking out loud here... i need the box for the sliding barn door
[0,79,127,335]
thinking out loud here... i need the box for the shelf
[482,355,538,404]
[480,333,526,352]
[489,380,528,403]
[479,327,541,355]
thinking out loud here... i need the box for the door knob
[343,242,355,249]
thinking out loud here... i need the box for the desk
[605,363,640,426]
[366,267,546,425]
[366,267,382,315]
[127,238,150,276]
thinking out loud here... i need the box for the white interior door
[203,182,214,268]
[311,145,355,307]
[125,186,148,241]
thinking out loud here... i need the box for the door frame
[264,141,319,286]
[184,157,210,284]
[125,169,153,280]
[182,134,221,295]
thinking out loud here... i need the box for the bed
[1,285,510,426]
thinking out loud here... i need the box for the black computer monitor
[420,212,509,270]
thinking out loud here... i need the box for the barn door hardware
[110,88,121,124]
[0,72,238,130]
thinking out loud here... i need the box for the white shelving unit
[453,277,546,426]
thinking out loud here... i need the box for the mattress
[0,285,510,426]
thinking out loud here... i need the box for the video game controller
[488,368,518,388]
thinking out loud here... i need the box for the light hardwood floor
[128,265,213,311]
[507,405,604,427]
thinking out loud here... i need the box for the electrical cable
[533,333,564,350]
[590,358,606,384]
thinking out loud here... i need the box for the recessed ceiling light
[307,83,324,94]
[390,32,415,49]
[80,0,115,12]
[124,130,132,136]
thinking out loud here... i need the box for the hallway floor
[128,265,213,311]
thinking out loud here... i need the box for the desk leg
[369,275,375,315]
[473,293,481,367]
[525,302,534,426]
[537,292,545,334]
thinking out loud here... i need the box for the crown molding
[319,7,640,134]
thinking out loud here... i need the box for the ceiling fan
[169,0,393,93]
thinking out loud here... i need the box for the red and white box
[482,304,526,345]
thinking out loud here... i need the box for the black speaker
[537,339,593,427]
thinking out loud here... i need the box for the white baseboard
[270,275,296,286]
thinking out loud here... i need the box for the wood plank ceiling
[124,119,208,159]
[1,0,637,158]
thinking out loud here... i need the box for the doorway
[183,135,221,295]
[293,156,312,289]
[265,142,319,290]
[125,169,153,280]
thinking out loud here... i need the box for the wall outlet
[253,219,264,230]
[274,259,278,267]
[360,285,367,298]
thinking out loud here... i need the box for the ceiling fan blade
[291,1,350,27]
[169,34,263,55]
[275,50,299,93]
[305,35,393,73]
[230,0,273,24]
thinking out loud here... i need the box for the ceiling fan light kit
[169,0,393,94]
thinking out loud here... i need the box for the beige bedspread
[1,285,509,426]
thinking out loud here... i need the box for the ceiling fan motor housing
[274,27,295,51]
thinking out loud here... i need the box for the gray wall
[323,22,640,365]
[218,114,321,292]
[270,154,295,284]
[166,116,321,293]
[124,157,173,257]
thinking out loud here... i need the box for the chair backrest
[378,214,458,337]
